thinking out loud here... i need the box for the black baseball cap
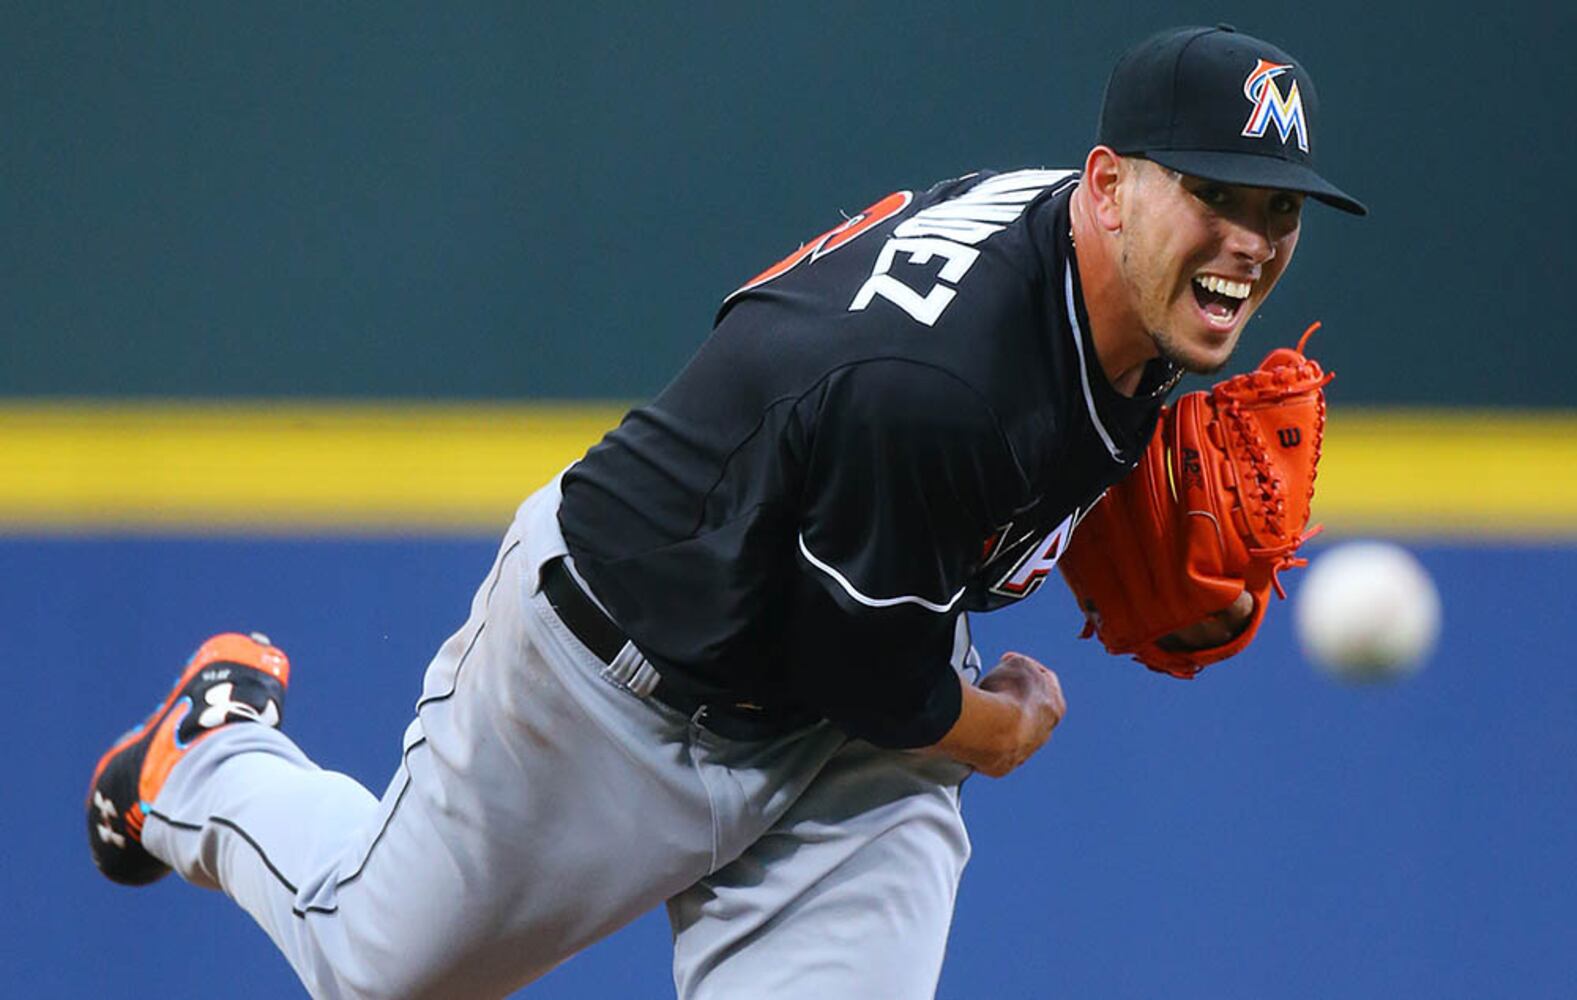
[1097,25,1366,215]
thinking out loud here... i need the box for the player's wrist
[935,678,1036,777]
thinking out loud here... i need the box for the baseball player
[86,26,1363,999]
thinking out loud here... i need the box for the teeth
[1195,275,1252,299]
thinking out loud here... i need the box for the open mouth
[1191,274,1251,328]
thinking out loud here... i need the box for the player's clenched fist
[982,653,1067,773]
[934,652,1066,778]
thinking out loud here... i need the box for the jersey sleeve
[783,359,1028,747]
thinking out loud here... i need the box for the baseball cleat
[86,632,290,886]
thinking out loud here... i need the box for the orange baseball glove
[1057,323,1334,678]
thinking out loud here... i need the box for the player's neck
[1069,184,1157,397]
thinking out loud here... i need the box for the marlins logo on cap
[1241,59,1309,152]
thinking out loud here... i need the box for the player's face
[1115,161,1303,374]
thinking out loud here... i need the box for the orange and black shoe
[86,632,290,886]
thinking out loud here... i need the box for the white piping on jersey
[798,533,965,614]
[1063,261,1123,462]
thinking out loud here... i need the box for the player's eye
[1270,192,1303,216]
[1193,185,1230,207]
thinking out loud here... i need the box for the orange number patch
[729,190,913,300]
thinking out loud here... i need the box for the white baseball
[1293,541,1442,682]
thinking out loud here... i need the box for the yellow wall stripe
[0,402,623,534]
[1315,410,1577,536]
[1,403,1574,536]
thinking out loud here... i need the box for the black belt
[540,558,811,741]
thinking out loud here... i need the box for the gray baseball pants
[142,476,975,999]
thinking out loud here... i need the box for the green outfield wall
[6,5,1573,535]
[6,3,1573,406]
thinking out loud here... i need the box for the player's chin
[1153,319,1241,375]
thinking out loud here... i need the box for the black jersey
[559,169,1178,748]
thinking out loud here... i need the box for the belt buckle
[688,701,761,731]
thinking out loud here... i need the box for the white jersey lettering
[848,238,980,327]
[849,170,1076,326]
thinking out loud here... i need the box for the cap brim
[1145,149,1367,216]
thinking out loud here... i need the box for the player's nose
[1222,210,1276,266]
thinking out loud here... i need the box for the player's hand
[1155,591,1255,653]
[934,652,1066,778]
[978,652,1066,775]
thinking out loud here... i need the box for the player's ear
[1082,146,1126,233]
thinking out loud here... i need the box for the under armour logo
[93,790,126,849]
[196,682,280,730]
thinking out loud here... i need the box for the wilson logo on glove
[1056,322,1334,678]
